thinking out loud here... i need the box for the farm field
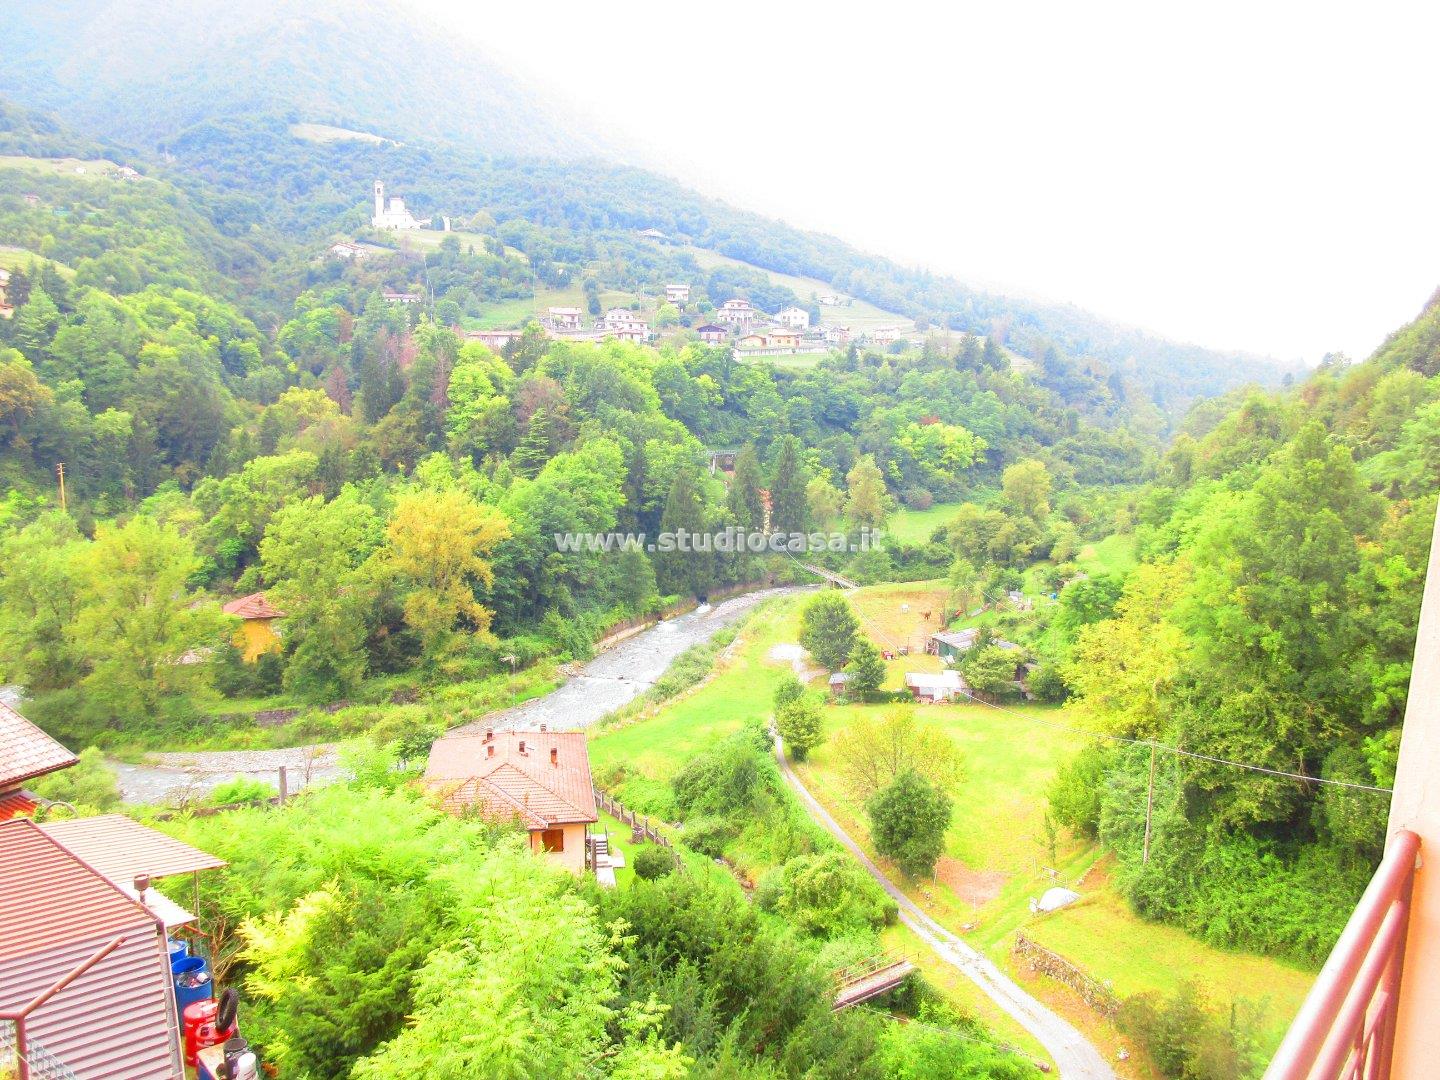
[0,154,125,177]
[289,122,396,145]
[592,579,1319,1066]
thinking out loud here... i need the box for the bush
[672,733,778,820]
[1117,981,1265,1080]
[206,776,277,806]
[632,845,677,880]
[1026,662,1068,703]
[755,851,896,937]
[1048,743,1107,839]
[30,746,120,811]
[773,673,805,711]
[678,815,736,859]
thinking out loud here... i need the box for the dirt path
[112,587,805,804]
[772,731,1116,1080]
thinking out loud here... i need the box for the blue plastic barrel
[168,938,189,967]
[172,955,212,1011]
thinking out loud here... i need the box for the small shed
[904,670,968,703]
[222,592,285,662]
[828,672,851,698]
[929,628,980,659]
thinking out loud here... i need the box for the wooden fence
[593,787,685,870]
[1013,931,1120,1019]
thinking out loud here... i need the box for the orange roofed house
[222,592,285,662]
[424,729,598,873]
[0,699,77,821]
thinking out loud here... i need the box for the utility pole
[1142,741,1158,865]
[56,462,67,513]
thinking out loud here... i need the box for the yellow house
[424,729,598,875]
[221,592,285,662]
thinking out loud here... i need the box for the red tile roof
[0,820,183,1079]
[0,788,39,821]
[221,591,285,619]
[424,730,597,828]
[40,813,228,881]
[0,699,77,789]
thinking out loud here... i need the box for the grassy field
[0,155,123,178]
[885,501,965,546]
[0,246,74,279]
[1075,531,1139,576]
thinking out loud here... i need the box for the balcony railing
[0,1021,78,1080]
[1265,829,1420,1080]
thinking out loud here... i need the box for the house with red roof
[0,819,186,1079]
[221,592,285,663]
[424,728,598,874]
[0,700,77,821]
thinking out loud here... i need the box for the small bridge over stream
[832,952,916,1011]
[795,562,859,590]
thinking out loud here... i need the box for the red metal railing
[1265,829,1420,1080]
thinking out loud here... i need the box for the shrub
[755,851,896,937]
[1026,662,1069,703]
[1048,743,1107,839]
[843,638,886,696]
[678,816,736,859]
[206,776,277,806]
[671,733,777,820]
[632,845,677,881]
[1117,981,1265,1080]
[772,673,805,711]
[30,746,120,811]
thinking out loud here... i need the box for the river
[112,586,804,804]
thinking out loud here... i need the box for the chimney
[550,747,558,765]
[519,740,526,754]
[485,728,493,742]
[487,744,495,758]
[540,723,547,733]
[134,873,150,901]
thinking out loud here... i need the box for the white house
[603,308,652,343]
[818,293,842,305]
[547,307,584,331]
[383,289,422,304]
[372,180,430,230]
[905,670,969,704]
[717,298,756,326]
[664,283,691,305]
[775,306,811,330]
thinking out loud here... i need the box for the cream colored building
[424,728,598,874]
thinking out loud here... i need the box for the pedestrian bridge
[832,952,916,1011]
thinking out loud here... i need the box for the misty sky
[421,1,1439,364]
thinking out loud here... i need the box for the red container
[182,999,235,1066]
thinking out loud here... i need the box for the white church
[372,180,429,230]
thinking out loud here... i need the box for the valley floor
[588,587,1320,1078]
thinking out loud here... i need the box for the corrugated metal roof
[40,814,227,881]
[0,788,39,821]
[0,820,183,1080]
[425,730,597,827]
[0,700,77,789]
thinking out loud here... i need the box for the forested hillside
[933,294,1440,963]
[0,0,608,158]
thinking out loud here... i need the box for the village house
[424,728,599,874]
[0,699,78,821]
[828,672,851,699]
[547,306,584,331]
[928,627,980,660]
[603,307,652,343]
[664,283,691,305]
[637,227,668,241]
[22,193,40,207]
[707,448,739,474]
[327,241,364,260]
[818,292,842,305]
[696,323,728,344]
[716,298,756,326]
[821,324,852,345]
[115,165,141,180]
[734,328,828,359]
[775,306,811,330]
[904,669,969,704]
[371,180,429,230]
[465,328,525,350]
[222,592,285,663]
[0,816,224,1079]
[382,289,422,304]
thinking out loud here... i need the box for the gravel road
[772,729,1117,1079]
[112,586,806,804]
